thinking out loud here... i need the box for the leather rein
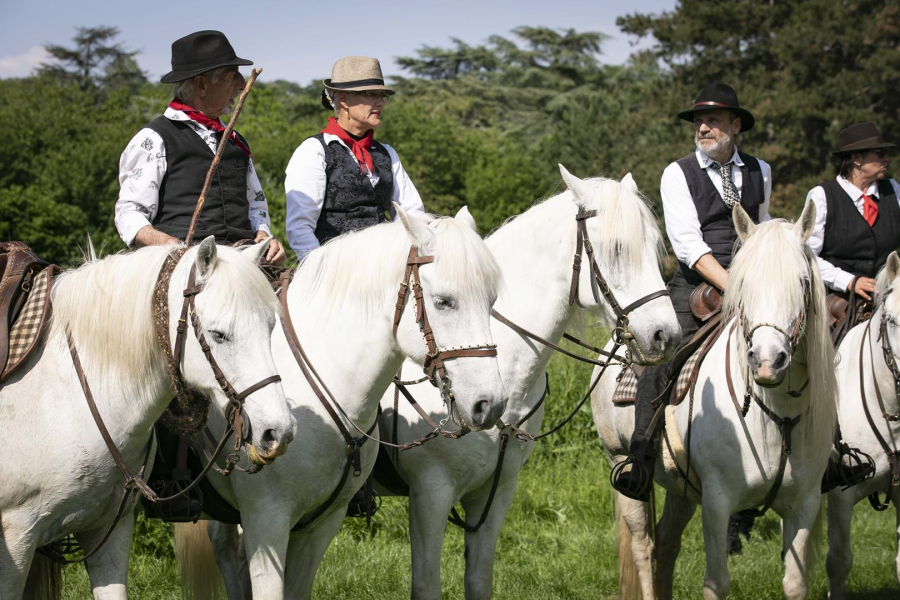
[44,248,282,564]
[858,299,900,510]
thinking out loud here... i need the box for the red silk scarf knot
[321,117,374,175]
[862,193,879,227]
[168,98,252,158]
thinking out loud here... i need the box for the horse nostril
[747,349,758,369]
[774,351,788,370]
[261,428,280,448]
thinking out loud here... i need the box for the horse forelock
[722,219,836,455]
[295,216,501,320]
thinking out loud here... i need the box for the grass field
[58,334,900,599]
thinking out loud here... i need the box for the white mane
[50,244,278,395]
[723,219,837,455]
[294,216,502,319]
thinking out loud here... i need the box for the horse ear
[394,202,435,247]
[792,199,816,244]
[559,163,591,209]
[733,204,757,242]
[621,172,638,192]
[240,237,271,264]
[887,251,900,282]
[454,206,478,233]
[195,236,218,278]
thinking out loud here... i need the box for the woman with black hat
[284,56,424,260]
[806,122,900,304]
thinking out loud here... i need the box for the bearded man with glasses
[284,56,424,260]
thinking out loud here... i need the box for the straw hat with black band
[321,56,395,110]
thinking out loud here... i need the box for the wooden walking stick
[183,67,262,247]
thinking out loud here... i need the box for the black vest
[145,116,255,243]
[820,179,900,278]
[675,152,765,285]
[312,133,393,244]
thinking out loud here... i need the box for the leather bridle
[392,246,498,428]
[45,247,282,564]
[568,209,669,364]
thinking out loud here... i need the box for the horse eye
[433,296,456,311]
[209,330,230,344]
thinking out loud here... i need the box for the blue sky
[0,0,675,84]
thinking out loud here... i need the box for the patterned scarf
[321,117,374,174]
[168,98,252,157]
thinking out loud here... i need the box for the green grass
[59,332,900,598]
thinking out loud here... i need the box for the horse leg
[207,521,251,600]
[825,491,855,600]
[782,494,822,600]
[1,512,40,600]
[408,475,456,600]
[615,492,656,600]
[283,508,346,600]
[77,507,136,600]
[655,496,697,600]
[699,497,732,600]
[461,474,519,600]
[241,509,292,600]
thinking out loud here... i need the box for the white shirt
[661,146,773,269]
[806,176,900,291]
[114,107,271,247]
[284,134,425,258]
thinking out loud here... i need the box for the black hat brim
[831,141,898,156]
[160,56,254,84]
[678,106,755,132]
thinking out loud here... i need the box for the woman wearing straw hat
[284,56,425,259]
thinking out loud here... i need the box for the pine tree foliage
[38,26,146,93]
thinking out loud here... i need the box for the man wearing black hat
[114,30,284,263]
[806,122,900,302]
[611,84,772,515]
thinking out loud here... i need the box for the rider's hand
[255,232,286,266]
[850,276,877,301]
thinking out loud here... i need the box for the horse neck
[866,311,900,413]
[286,275,404,427]
[487,198,577,406]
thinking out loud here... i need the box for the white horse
[177,206,508,599]
[377,166,681,599]
[826,250,900,599]
[593,201,836,600]
[0,237,295,600]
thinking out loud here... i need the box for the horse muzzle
[748,348,789,388]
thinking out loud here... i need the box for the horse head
[559,165,681,365]
[729,200,818,387]
[175,237,295,465]
[394,206,507,431]
[875,250,900,361]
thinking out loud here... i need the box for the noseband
[392,246,497,421]
[568,209,669,360]
[739,277,812,355]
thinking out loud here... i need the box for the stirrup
[610,456,653,502]
[821,443,876,493]
[346,480,381,523]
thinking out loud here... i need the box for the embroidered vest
[675,152,765,286]
[820,179,900,279]
[312,133,393,244]
[145,116,255,243]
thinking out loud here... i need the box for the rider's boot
[610,452,656,502]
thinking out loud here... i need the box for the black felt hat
[677,82,755,132]
[160,31,253,84]
[831,122,897,156]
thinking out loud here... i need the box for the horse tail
[615,493,648,600]
[175,521,222,600]
[23,554,61,600]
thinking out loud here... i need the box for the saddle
[0,242,54,382]
[689,283,723,322]
[827,288,871,347]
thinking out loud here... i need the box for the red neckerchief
[321,117,374,174]
[168,98,252,157]
[862,192,879,227]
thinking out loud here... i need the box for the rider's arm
[285,138,327,260]
[805,184,855,292]
[693,253,729,291]
[115,128,168,248]
[660,161,713,271]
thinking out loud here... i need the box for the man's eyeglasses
[870,149,888,158]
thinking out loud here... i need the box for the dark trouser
[630,273,702,457]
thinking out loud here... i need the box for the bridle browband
[392,246,498,425]
[46,246,282,565]
[568,209,669,363]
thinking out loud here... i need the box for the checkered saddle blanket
[612,323,726,406]
[1,242,55,383]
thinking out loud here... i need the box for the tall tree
[38,26,146,92]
